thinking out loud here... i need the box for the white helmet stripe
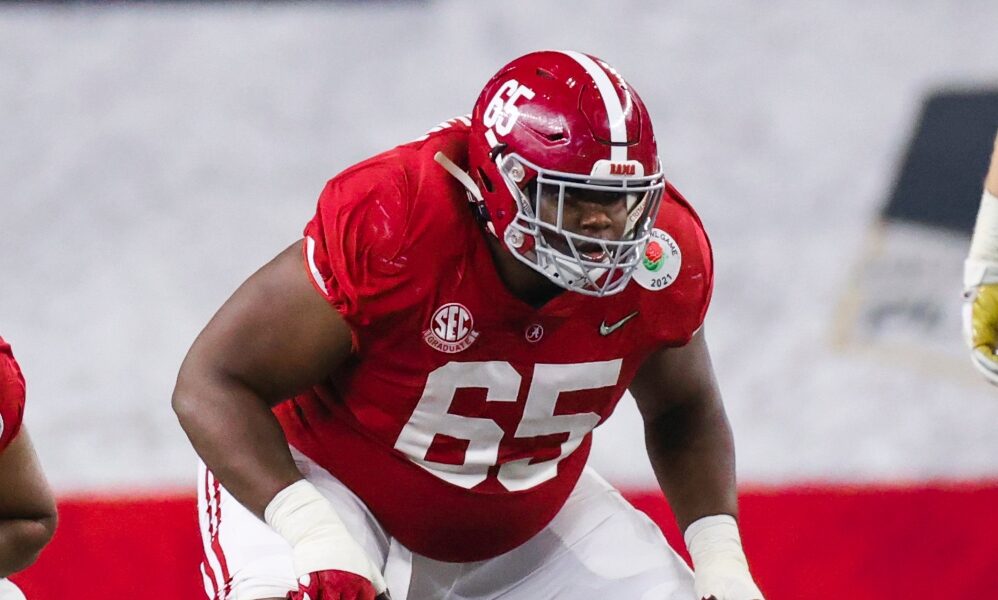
[561,50,628,162]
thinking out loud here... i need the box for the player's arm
[173,240,352,516]
[0,429,57,577]
[986,132,998,197]
[629,328,763,600]
[963,130,998,383]
[172,240,387,598]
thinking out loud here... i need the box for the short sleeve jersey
[274,119,714,562]
[0,337,26,452]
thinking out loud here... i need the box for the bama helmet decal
[632,228,682,291]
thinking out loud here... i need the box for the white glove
[685,515,763,600]
[0,579,27,600]
[265,479,388,594]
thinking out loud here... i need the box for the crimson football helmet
[449,50,665,296]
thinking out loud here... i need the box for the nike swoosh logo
[599,311,639,336]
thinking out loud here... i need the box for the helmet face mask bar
[498,152,665,297]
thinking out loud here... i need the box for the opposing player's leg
[402,468,694,600]
[197,448,391,600]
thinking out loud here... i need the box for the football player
[964,130,998,383]
[0,338,57,599]
[174,50,764,600]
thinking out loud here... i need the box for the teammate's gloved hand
[966,130,998,385]
[685,515,764,600]
[287,570,391,600]
[266,480,389,600]
[963,260,998,385]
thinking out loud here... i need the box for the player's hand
[287,569,391,600]
[964,282,998,384]
[685,516,764,600]
[963,262,998,385]
[693,565,764,600]
[266,481,390,600]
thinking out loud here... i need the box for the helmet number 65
[482,80,535,137]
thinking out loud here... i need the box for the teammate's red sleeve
[0,338,26,452]
[301,164,412,326]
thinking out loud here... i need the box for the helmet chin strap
[543,251,607,289]
[434,152,483,202]
[435,151,498,237]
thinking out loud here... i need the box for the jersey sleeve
[0,339,26,452]
[651,182,715,345]
[302,163,414,327]
[680,187,714,337]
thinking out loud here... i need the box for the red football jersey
[274,120,713,562]
[0,337,26,452]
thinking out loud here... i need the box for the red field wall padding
[11,492,203,600]
[12,483,998,599]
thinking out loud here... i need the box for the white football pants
[0,579,26,600]
[197,448,695,600]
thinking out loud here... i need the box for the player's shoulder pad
[314,154,415,277]
[627,182,714,345]
[313,124,472,276]
[403,115,473,150]
[304,136,473,323]
[645,181,713,288]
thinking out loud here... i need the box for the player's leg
[197,448,393,600]
[533,468,696,599]
[402,467,694,600]
[197,460,296,600]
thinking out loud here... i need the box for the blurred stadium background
[1,1,997,598]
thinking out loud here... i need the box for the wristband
[684,514,749,571]
[264,479,377,584]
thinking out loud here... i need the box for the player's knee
[3,514,56,573]
[21,515,55,559]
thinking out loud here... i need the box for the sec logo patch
[633,228,682,291]
[424,302,480,353]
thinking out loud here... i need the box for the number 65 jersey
[274,122,713,563]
